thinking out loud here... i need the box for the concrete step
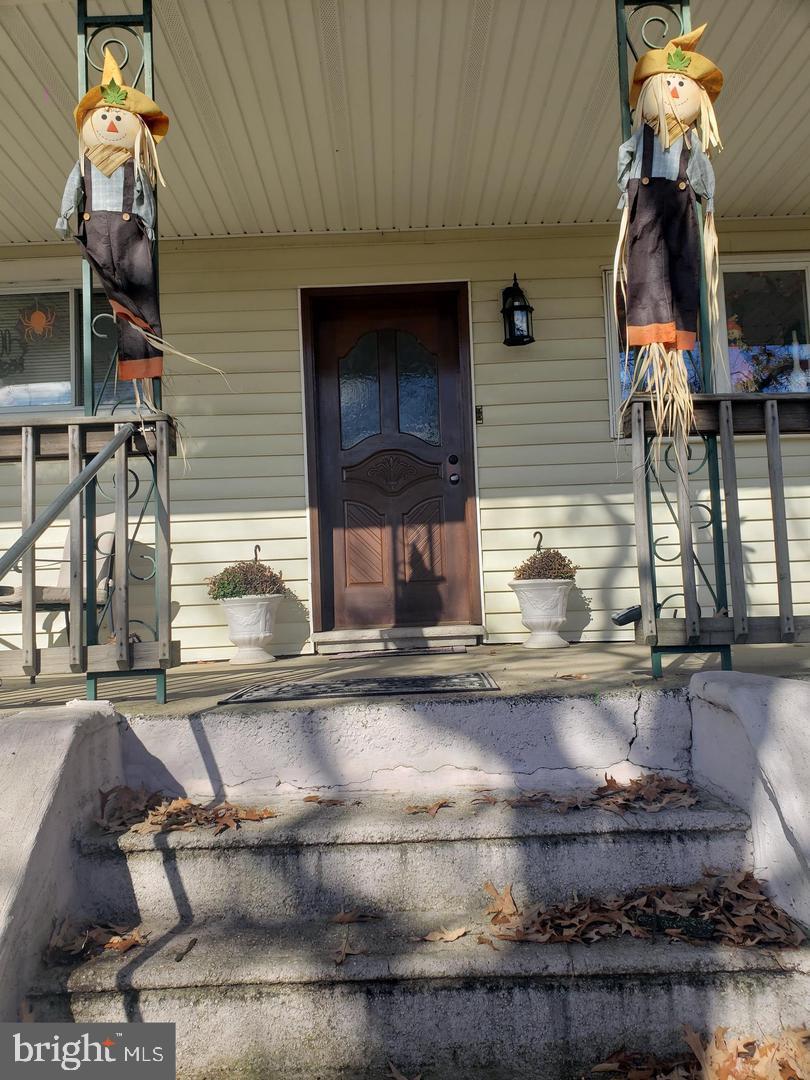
[27,912,809,1079]
[77,790,751,924]
[120,686,693,798]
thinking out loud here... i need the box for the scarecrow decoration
[56,48,168,395]
[614,24,723,448]
[56,48,222,405]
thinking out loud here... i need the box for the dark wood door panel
[304,284,480,632]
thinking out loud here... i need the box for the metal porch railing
[622,395,810,674]
[0,414,178,702]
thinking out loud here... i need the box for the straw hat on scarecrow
[629,24,723,109]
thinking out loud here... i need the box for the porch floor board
[2,642,810,716]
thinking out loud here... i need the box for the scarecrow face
[642,72,702,128]
[82,107,140,151]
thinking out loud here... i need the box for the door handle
[449,473,460,485]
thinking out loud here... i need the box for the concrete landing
[2,642,810,714]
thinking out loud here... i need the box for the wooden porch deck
[2,641,810,717]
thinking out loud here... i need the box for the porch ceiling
[0,0,808,244]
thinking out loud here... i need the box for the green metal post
[77,2,93,415]
[84,475,98,651]
[76,2,167,703]
[682,2,731,652]
[646,439,664,679]
[615,0,632,141]
[156,669,167,704]
[142,0,162,410]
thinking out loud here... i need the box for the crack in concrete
[160,689,692,795]
[685,690,695,783]
[625,691,643,760]
[219,756,689,794]
[198,748,690,795]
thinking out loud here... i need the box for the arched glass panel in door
[339,331,381,449]
[396,330,440,444]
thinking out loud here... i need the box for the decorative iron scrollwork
[624,2,684,61]
[648,433,724,616]
[85,26,145,89]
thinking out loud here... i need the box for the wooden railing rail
[0,414,179,702]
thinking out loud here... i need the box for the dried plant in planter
[207,560,284,600]
[513,549,578,581]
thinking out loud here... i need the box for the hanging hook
[254,544,261,563]
[533,531,543,552]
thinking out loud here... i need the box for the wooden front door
[304,284,481,633]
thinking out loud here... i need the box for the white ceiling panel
[0,0,806,244]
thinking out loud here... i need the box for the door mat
[218,672,499,704]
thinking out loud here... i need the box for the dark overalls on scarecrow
[619,122,714,354]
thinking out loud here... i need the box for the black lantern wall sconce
[501,273,535,346]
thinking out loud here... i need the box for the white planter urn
[508,578,574,649]
[221,593,284,664]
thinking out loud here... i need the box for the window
[0,290,73,407]
[0,287,133,411]
[603,258,810,436]
[722,267,809,393]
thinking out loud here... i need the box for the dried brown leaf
[44,919,88,963]
[97,785,159,832]
[174,937,198,962]
[471,792,499,805]
[329,911,379,925]
[103,927,147,954]
[419,926,467,943]
[333,930,367,966]
[476,934,499,951]
[483,881,519,924]
[237,806,279,821]
[404,799,453,817]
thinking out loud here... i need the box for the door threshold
[312,625,485,655]
[326,645,469,660]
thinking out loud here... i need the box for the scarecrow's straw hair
[635,73,722,153]
[134,118,166,188]
[704,209,722,363]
